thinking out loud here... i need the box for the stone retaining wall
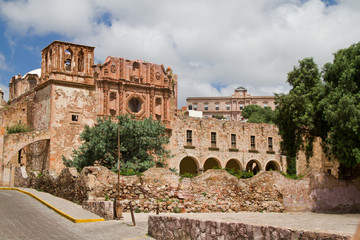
[148,215,351,240]
[14,166,360,219]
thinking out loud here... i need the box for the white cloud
[1,0,360,106]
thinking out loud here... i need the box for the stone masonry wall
[148,215,351,240]
[169,115,286,174]
[14,166,360,219]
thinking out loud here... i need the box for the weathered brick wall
[296,138,339,178]
[148,215,351,240]
[14,166,360,219]
[49,85,97,171]
[32,85,51,131]
[0,94,31,131]
[169,116,286,174]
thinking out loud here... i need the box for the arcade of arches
[179,157,280,175]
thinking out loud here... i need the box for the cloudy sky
[0,0,359,106]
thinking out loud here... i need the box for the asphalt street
[0,190,153,240]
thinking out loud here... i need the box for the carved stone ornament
[155,72,161,80]
[111,65,116,73]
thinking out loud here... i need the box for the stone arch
[225,159,242,172]
[179,156,199,175]
[265,160,280,171]
[246,159,262,175]
[3,131,51,165]
[64,49,72,71]
[203,157,221,172]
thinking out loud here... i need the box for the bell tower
[40,41,95,85]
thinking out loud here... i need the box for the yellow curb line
[0,187,105,223]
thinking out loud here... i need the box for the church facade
[2,40,327,185]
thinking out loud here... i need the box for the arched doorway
[246,160,261,175]
[265,161,279,171]
[225,159,241,172]
[179,157,198,175]
[203,158,221,172]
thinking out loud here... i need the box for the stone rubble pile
[14,166,360,219]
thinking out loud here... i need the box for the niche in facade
[109,92,117,116]
[155,98,162,120]
[78,50,84,72]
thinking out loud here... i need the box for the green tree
[275,58,325,174]
[242,104,275,123]
[63,115,171,172]
[275,42,360,175]
[321,42,360,169]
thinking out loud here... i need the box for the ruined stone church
[0,41,337,186]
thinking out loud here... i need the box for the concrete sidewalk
[0,187,104,223]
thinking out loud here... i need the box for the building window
[188,105,193,110]
[231,134,236,148]
[128,98,142,113]
[204,104,208,111]
[215,104,219,111]
[327,169,332,174]
[268,137,273,151]
[240,104,244,110]
[71,114,79,122]
[264,103,267,107]
[186,130,193,145]
[226,104,230,110]
[211,132,216,147]
[251,136,255,149]
[194,104,197,110]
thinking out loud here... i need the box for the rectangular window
[240,104,243,110]
[215,104,219,111]
[264,103,267,107]
[231,134,236,148]
[226,104,230,110]
[251,136,255,149]
[211,132,217,147]
[72,114,79,122]
[204,104,208,111]
[268,137,273,150]
[186,130,193,145]
[194,104,197,110]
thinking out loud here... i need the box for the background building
[186,87,276,121]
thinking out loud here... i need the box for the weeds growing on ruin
[6,122,31,134]
[280,172,303,180]
[226,168,254,179]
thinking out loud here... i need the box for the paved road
[0,190,153,240]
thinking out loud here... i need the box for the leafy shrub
[226,168,254,179]
[173,206,181,213]
[213,114,226,120]
[280,172,303,180]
